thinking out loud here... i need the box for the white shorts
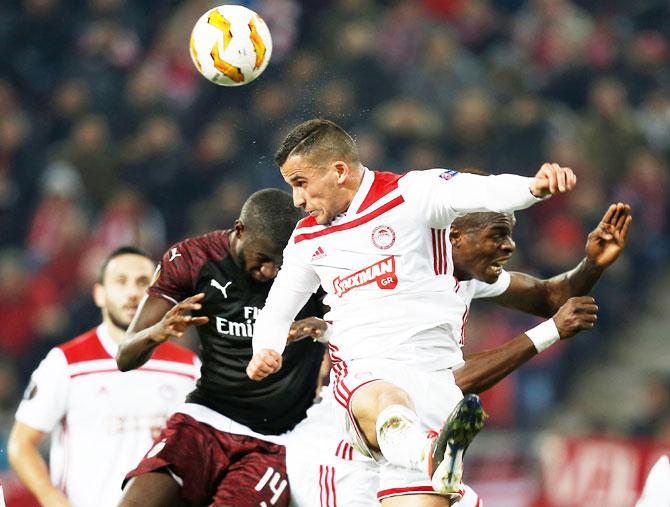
[285,389,379,507]
[330,357,465,500]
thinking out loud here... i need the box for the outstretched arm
[454,296,598,394]
[116,293,208,371]
[492,203,632,317]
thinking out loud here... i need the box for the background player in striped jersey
[285,202,630,507]
[7,247,199,507]
[116,189,326,507]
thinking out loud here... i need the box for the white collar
[96,323,119,357]
[344,167,374,218]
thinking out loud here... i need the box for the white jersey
[14,325,200,507]
[454,270,511,346]
[254,168,540,370]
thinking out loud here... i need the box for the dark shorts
[124,412,290,507]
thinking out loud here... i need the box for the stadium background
[0,0,668,505]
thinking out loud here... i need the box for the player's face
[281,155,351,225]
[237,237,283,283]
[96,254,154,331]
[452,214,516,284]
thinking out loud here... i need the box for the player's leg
[381,494,452,506]
[212,438,290,507]
[350,380,416,451]
[121,412,232,506]
[346,368,484,496]
[351,382,484,492]
[118,472,185,507]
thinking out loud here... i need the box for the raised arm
[492,203,632,317]
[454,296,598,394]
[405,163,576,228]
[116,293,208,371]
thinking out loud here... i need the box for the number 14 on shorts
[255,466,287,506]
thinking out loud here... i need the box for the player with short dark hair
[8,246,199,507]
[274,118,359,168]
[249,118,578,506]
[284,202,631,506]
[116,188,326,507]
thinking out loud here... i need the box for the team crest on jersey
[439,169,460,181]
[371,225,396,250]
[333,256,398,297]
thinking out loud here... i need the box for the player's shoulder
[152,341,198,365]
[400,168,459,185]
[355,170,407,213]
[57,327,110,365]
[165,230,230,262]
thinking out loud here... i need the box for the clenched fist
[529,163,577,197]
[247,349,283,381]
[553,296,599,339]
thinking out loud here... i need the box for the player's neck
[341,166,365,212]
[228,230,242,267]
[452,268,472,281]
[105,321,126,343]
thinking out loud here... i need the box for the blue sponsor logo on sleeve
[439,169,460,181]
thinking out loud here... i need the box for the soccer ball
[189,5,273,86]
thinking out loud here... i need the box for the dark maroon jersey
[149,230,325,435]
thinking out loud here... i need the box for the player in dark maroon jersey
[116,189,326,507]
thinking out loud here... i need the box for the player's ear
[92,283,105,309]
[234,219,245,239]
[333,161,349,185]
[450,226,462,247]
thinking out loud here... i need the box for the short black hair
[98,246,153,284]
[274,118,359,167]
[452,212,511,231]
[239,189,304,250]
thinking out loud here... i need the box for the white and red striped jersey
[454,270,511,345]
[254,168,540,370]
[14,325,199,507]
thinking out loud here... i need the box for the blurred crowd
[1,0,669,469]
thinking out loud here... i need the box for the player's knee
[375,383,414,413]
[118,472,183,507]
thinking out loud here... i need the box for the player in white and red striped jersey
[7,247,199,507]
[636,455,670,507]
[284,201,630,506]
[247,119,578,505]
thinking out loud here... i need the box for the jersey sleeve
[252,236,321,355]
[400,169,543,227]
[14,348,70,433]
[147,243,196,305]
[471,269,512,299]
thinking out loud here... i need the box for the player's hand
[247,349,283,381]
[585,203,632,268]
[152,293,209,343]
[529,163,577,197]
[288,317,329,342]
[552,296,598,339]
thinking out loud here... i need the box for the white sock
[375,404,432,473]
